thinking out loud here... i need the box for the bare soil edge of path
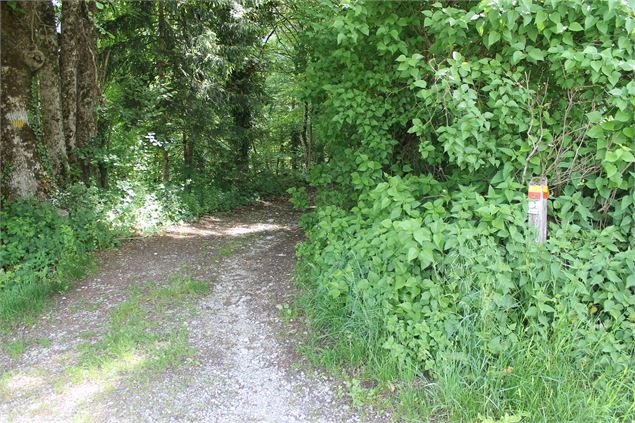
[0,200,392,423]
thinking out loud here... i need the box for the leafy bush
[295,0,635,419]
[297,174,635,420]
[0,197,105,321]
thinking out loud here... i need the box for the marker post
[528,176,548,244]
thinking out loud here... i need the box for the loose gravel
[0,200,391,423]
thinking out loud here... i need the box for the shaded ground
[0,200,389,423]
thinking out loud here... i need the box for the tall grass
[294,260,635,422]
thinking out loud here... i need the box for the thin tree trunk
[300,101,310,169]
[162,149,169,184]
[290,130,300,171]
[308,105,314,164]
[96,117,109,189]
[183,132,194,191]
[157,0,171,184]
[0,2,44,199]
[234,107,251,173]
[36,0,68,180]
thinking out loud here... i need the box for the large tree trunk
[75,0,99,184]
[36,0,68,180]
[60,0,80,167]
[0,2,44,199]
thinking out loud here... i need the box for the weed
[278,303,297,325]
[5,339,27,358]
[65,272,208,385]
[37,337,50,348]
[293,263,635,422]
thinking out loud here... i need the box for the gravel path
[0,200,390,423]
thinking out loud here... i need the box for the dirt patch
[0,200,391,423]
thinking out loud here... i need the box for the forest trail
[0,201,387,423]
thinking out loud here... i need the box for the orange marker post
[528,176,548,244]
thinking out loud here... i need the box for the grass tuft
[66,272,209,384]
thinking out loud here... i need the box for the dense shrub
[0,198,104,320]
[299,175,635,370]
[295,0,635,420]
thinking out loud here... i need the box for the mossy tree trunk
[75,0,99,184]
[60,0,80,172]
[36,0,69,181]
[0,2,44,199]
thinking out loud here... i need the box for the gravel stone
[0,200,391,423]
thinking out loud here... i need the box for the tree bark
[60,0,80,162]
[0,2,44,199]
[36,0,68,180]
[75,0,99,184]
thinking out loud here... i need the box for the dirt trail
[0,200,388,423]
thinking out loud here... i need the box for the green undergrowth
[0,173,295,326]
[65,273,209,384]
[294,175,635,422]
[296,264,635,423]
[293,0,635,421]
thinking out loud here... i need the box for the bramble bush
[295,0,635,420]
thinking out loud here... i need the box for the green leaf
[587,111,603,123]
[605,151,618,162]
[407,247,419,261]
[586,125,604,138]
[608,71,621,86]
[418,248,434,269]
[569,22,583,31]
[413,228,429,245]
[620,149,635,163]
[615,110,630,123]
[512,51,526,64]
[604,162,618,178]
[487,31,501,47]
[527,48,544,61]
